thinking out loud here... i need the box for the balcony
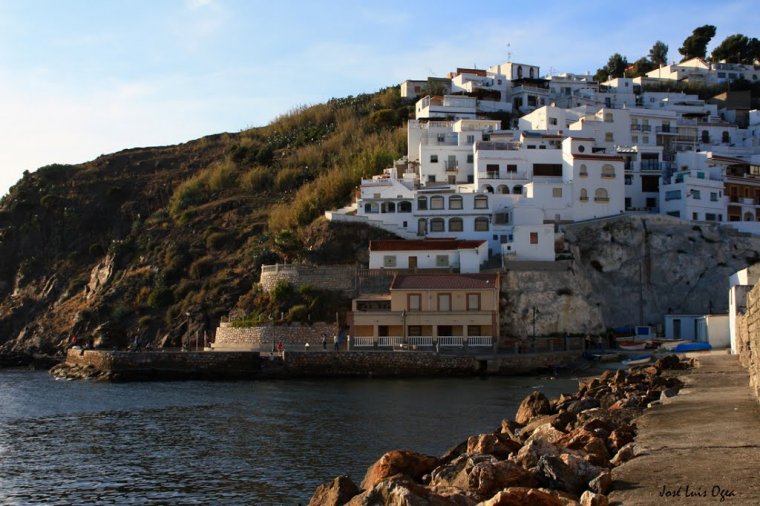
[445,161,459,172]
[594,197,610,203]
[580,196,589,202]
[656,125,677,134]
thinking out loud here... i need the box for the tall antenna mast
[507,43,512,62]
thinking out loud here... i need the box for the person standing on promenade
[333,334,338,351]
[322,335,327,350]
[277,341,283,355]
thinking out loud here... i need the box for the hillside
[0,89,408,356]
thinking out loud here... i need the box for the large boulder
[520,412,575,437]
[429,454,491,491]
[361,450,439,489]
[467,460,539,499]
[526,423,566,445]
[514,438,561,469]
[515,391,552,424]
[556,429,610,467]
[580,490,609,506]
[610,442,636,466]
[478,487,572,506]
[537,453,604,496]
[467,433,521,459]
[309,475,360,506]
[348,474,471,506]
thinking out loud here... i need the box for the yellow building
[349,272,500,349]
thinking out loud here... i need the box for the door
[417,219,426,236]
[409,256,417,270]
[673,319,681,339]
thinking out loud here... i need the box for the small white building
[663,314,703,340]
[368,239,488,273]
[695,314,730,348]
[728,265,760,353]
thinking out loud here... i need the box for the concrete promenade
[609,351,760,505]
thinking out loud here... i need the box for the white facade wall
[659,170,726,223]
[415,95,477,120]
[664,314,702,340]
[696,315,730,348]
[401,80,427,100]
[503,224,555,261]
[369,244,487,273]
[729,266,760,353]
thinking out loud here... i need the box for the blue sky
[0,0,758,196]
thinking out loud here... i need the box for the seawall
[53,349,583,381]
[736,278,760,399]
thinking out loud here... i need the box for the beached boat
[654,339,686,351]
[617,341,648,351]
[583,351,621,362]
[621,354,654,366]
[673,341,712,353]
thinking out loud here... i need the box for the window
[437,293,451,311]
[398,201,412,213]
[430,154,438,163]
[466,154,473,163]
[474,195,488,209]
[604,112,613,122]
[449,195,463,209]
[437,134,445,143]
[594,188,609,202]
[513,185,523,195]
[580,188,588,201]
[552,187,563,198]
[474,217,489,231]
[507,164,517,173]
[467,325,481,336]
[578,145,585,153]
[466,135,475,143]
[605,132,614,142]
[530,232,538,244]
[601,164,616,178]
[417,196,428,210]
[624,175,633,185]
[467,293,480,311]
[579,164,588,177]
[408,294,421,311]
[701,130,710,143]
[665,190,682,201]
[690,190,701,200]
[646,197,657,208]
[486,164,499,178]
[436,255,449,267]
[430,196,444,209]
[430,218,445,232]
[706,213,716,221]
[632,135,638,144]
[693,212,699,220]
[383,255,396,267]
[710,192,718,202]
[533,164,562,176]
[549,117,558,126]
[427,175,436,183]
[642,136,649,144]
[449,217,463,232]
[722,131,730,144]
[625,197,631,209]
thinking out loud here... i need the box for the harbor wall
[213,322,337,350]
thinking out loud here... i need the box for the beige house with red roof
[349,272,499,349]
[368,239,488,273]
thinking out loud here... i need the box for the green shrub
[240,166,273,192]
[286,304,309,322]
[189,256,215,279]
[147,286,174,308]
[206,232,231,251]
[270,281,293,304]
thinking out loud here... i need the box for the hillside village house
[368,239,488,273]
[349,272,500,349]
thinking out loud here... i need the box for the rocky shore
[0,351,61,370]
[309,355,689,506]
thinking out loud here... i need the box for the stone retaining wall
[259,263,357,295]
[736,281,760,399]
[214,322,338,350]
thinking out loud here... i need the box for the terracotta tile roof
[391,273,499,290]
[370,239,486,252]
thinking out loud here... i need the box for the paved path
[609,351,760,505]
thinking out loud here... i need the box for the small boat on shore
[673,341,712,353]
[584,351,621,362]
[654,339,686,351]
[622,354,654,366]
[617,341,648,351]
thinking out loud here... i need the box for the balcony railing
[445,161,459,172]
[594,197,610,202]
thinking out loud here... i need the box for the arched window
[483,185,494,194]
[474,195,489,209]
[529,67,534,78]
[701,130,710,143]
[513,185,523,195]
[580,188,588,201]
[449,217,463,232]
[449,195,463,210]
[430,196,444,210]
[579,164,588,177]
[601,164,615,178]
[497,185,509,194]
[364,202,378,213]
[398,201,412,213]
[381,202,396,213]
[430,218,445,232]
[474,217,489,231]
[517,66,523,79]
[594,188,609,202]
[417,196,428,210]
[722,131,730,144]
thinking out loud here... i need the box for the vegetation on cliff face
[0,87,408,355]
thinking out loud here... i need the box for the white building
[368,239,488,273]
[415,95,477,120]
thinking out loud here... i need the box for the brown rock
[580,490,609,506]
[309,475,360,506]
[610,442,635,466]
[589,471,612,495]
[500,419,522,440]
[558,453,605,491]
[429,454,490,490]
[515,391,551,424]
[361,450,439,489]
[478,487,568,506]
[467,434,521,459]
[537,455,588,495]
[348,474,469,506]
[520,412,575,437]
[526,423,566,445]
[557,429,610,467]
[515,438,560,469]
[467,460,539,499]
[607,426,635,452]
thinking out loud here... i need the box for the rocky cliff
[501,215,760,337]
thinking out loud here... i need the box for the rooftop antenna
[507,43,512,63]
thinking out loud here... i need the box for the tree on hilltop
[679,25,716,61]
[595,53,629,82]
[711,33,760,64]
[649,41,669,67]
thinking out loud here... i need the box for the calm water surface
[0,370,578,505]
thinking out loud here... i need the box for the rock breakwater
[310,355,689,505]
